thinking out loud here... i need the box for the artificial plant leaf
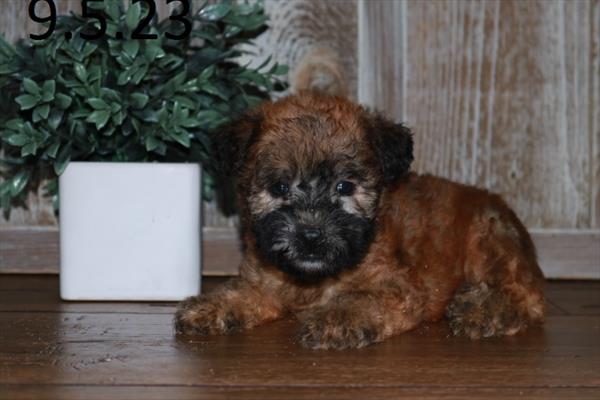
[32,103,50,122]
[196,109,221,123]
[131,64,148,85]
[145,135,162,151]
[47,109,64,130]
[86,110,111,130]
[104,1,120,21]
[235,3,257,16]
[87,65,102,84]
[4,119,24,131]
[111,111,125,126]
[171,100,185,123]
[6,133,29,146]
[198,65,215,81]
[70,109,90,119]
[117,68,134,85]
[38,103,51,118]
[170,129,190,147]
[15,94,40,110]
[110,103,122,113]
[23,78,41,95]
[46,142,60,158]
[130,117,141,133]
[74,63,87,82]
[198,3,232,21]
[123,40,140,58]
[130,92,149,109]
[0,180,10,196]
[0,34,16,58]
[41,80,56,101]
[224,25,242,38]
[172,95,195,109]
[54,145,71,175]
[199,82,228,100]
[81,42,98,59]
[100,87,120,101]
[144,41,165,60]
[87,97,109,110]
[269,64,289,75]
[103,126,115,136]
[21,142,37,157]
[55,93,72,109]
[230,13,267,31]
[10,171,30,196]
[125,2,141,30]
[181,117,201,128]
[136,108,158,123]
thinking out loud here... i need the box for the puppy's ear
[363,112,414,185]
[212,111,263,178]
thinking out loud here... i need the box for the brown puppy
[175,92,545,349]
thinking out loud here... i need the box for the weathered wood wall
[359,0,600,229]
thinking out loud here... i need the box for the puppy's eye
[270,182,289,197]
[335,181,355,196]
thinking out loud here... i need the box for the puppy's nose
[301,227,322,241]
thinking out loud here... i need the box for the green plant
[0,0,287,218]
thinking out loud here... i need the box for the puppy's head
[215,93,413,280]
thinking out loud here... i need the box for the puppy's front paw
[174,296,243,336]
[298,308,380,350]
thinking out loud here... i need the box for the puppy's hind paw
[446,283,524,339]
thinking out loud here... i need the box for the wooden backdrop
[1,0,598,278]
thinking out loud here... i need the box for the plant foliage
[0,0,287,218]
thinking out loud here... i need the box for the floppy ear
[212,111,263,178]
[363,112,414,185]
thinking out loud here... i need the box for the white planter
[59,162,201,301]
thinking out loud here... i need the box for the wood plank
[0,277,598,398]
[2,228,597,279]
[358,0,406,119]
[0,276,227,314]
[359,0,599,229]
[0,312,598,387]
[0,228,58,274]
[531,229,600,279]
[0,227,242,276]
[545,281,600,316]
[1,385,599,400]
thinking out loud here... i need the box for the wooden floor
[0,276,599,399]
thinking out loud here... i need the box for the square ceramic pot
[59,162,201,300]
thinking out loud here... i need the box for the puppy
[175,92,545,349]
